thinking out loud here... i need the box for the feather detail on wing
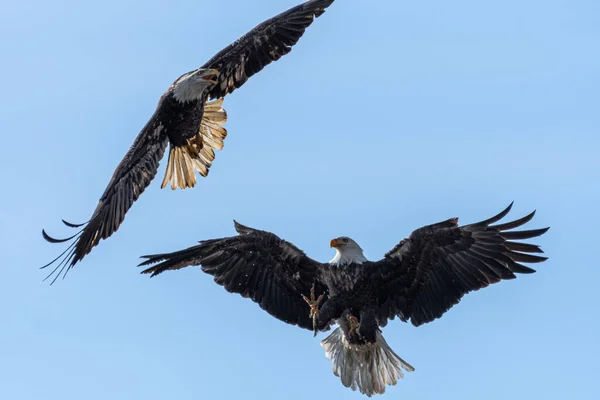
[370,202,550,327]
[41,116,169,284]
[203,0,335,99]
[161,99,228,190]
[139,220,330,331]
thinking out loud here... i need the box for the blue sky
[1,0,599,398]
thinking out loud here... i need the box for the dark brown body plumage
[159,94,207,147]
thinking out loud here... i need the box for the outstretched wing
[139,221,329,331]
[41,101,170,284]
[202,0,335,99]
[367,203,549,327]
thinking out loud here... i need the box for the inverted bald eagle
[138,203,549,396]
[41,0,335,283]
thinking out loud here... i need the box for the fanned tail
[321,327,414,397]
[161,98,228,190]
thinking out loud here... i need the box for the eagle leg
[301,284,323,337]
[346,314,359,338]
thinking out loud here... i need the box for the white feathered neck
[329,242,368,266]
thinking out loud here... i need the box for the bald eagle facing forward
[139,203,549,396]
[41,0,336,283]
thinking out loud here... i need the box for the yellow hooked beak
[200,68,220,85]
[330,239,341,248]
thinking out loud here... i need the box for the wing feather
[505,241,544,253]
[202,0,335,99]
[41,111,169,284]
[139,221,329,331]
[502,228,550,240]
[369,204,549,327]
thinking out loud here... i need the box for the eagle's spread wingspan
[139,221,331,331]
[41,0,336,281]
[366,203,549,327]
[135,204,549,396]
[203,0,335,99]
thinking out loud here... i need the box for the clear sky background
[1,0,598,399]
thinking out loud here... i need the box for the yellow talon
[346,314,359,338]
[302,285,323,336]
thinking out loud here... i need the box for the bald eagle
[138,203,549,396]
[41,0,335,283]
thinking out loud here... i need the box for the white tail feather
[161,99,228,190]
[321,327,415,397]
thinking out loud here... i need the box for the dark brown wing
[41,100,170,284]
[367,203,549,327]
[139,221,330,331]
[202,0,335,99]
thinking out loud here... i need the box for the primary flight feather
[41,0,336,283]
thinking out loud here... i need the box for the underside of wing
[139,220,329,331]
[371,203,550,327]
[41,117,169,283]
[161,98,228,190]
[203,0,335,99]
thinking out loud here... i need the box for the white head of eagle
[172,68,220,103]
[329,236,368,266]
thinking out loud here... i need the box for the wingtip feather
[62,219,88,228]
[233,220,254,234]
